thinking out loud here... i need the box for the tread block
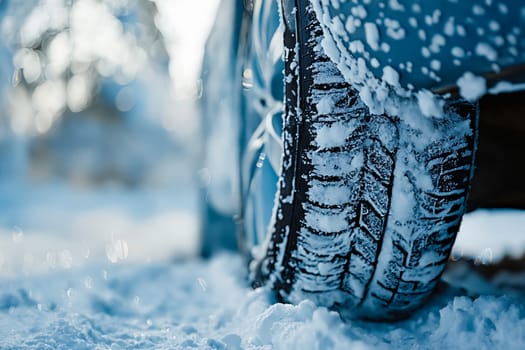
[298,227,352,257]
[352,233,379,263]
[342,254,374,299]
[358,202,384,242]
[365,141,395,182]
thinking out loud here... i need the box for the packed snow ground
[1,185,525,349]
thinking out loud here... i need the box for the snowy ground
[1,253,524,350]
[1,184,525,349]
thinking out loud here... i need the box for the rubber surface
[249,0,478,320]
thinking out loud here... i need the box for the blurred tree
[0,0,196,188]
[1,0,168,135]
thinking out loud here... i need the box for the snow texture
[1,186,525,349]
[1,254,525,349]
[457,72,487,102]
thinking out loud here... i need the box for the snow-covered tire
[246,0,478,320]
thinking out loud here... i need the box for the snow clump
[457,72,487,102]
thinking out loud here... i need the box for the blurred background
[0,0,221,275]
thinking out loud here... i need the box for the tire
[240,0,478,320]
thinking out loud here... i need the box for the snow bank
[456,210,525,261]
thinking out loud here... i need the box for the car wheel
[240,0,478,320]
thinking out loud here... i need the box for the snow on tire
[248,0,478,320]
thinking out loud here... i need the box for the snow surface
[2,186,525,349]
[1,253,525,350]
